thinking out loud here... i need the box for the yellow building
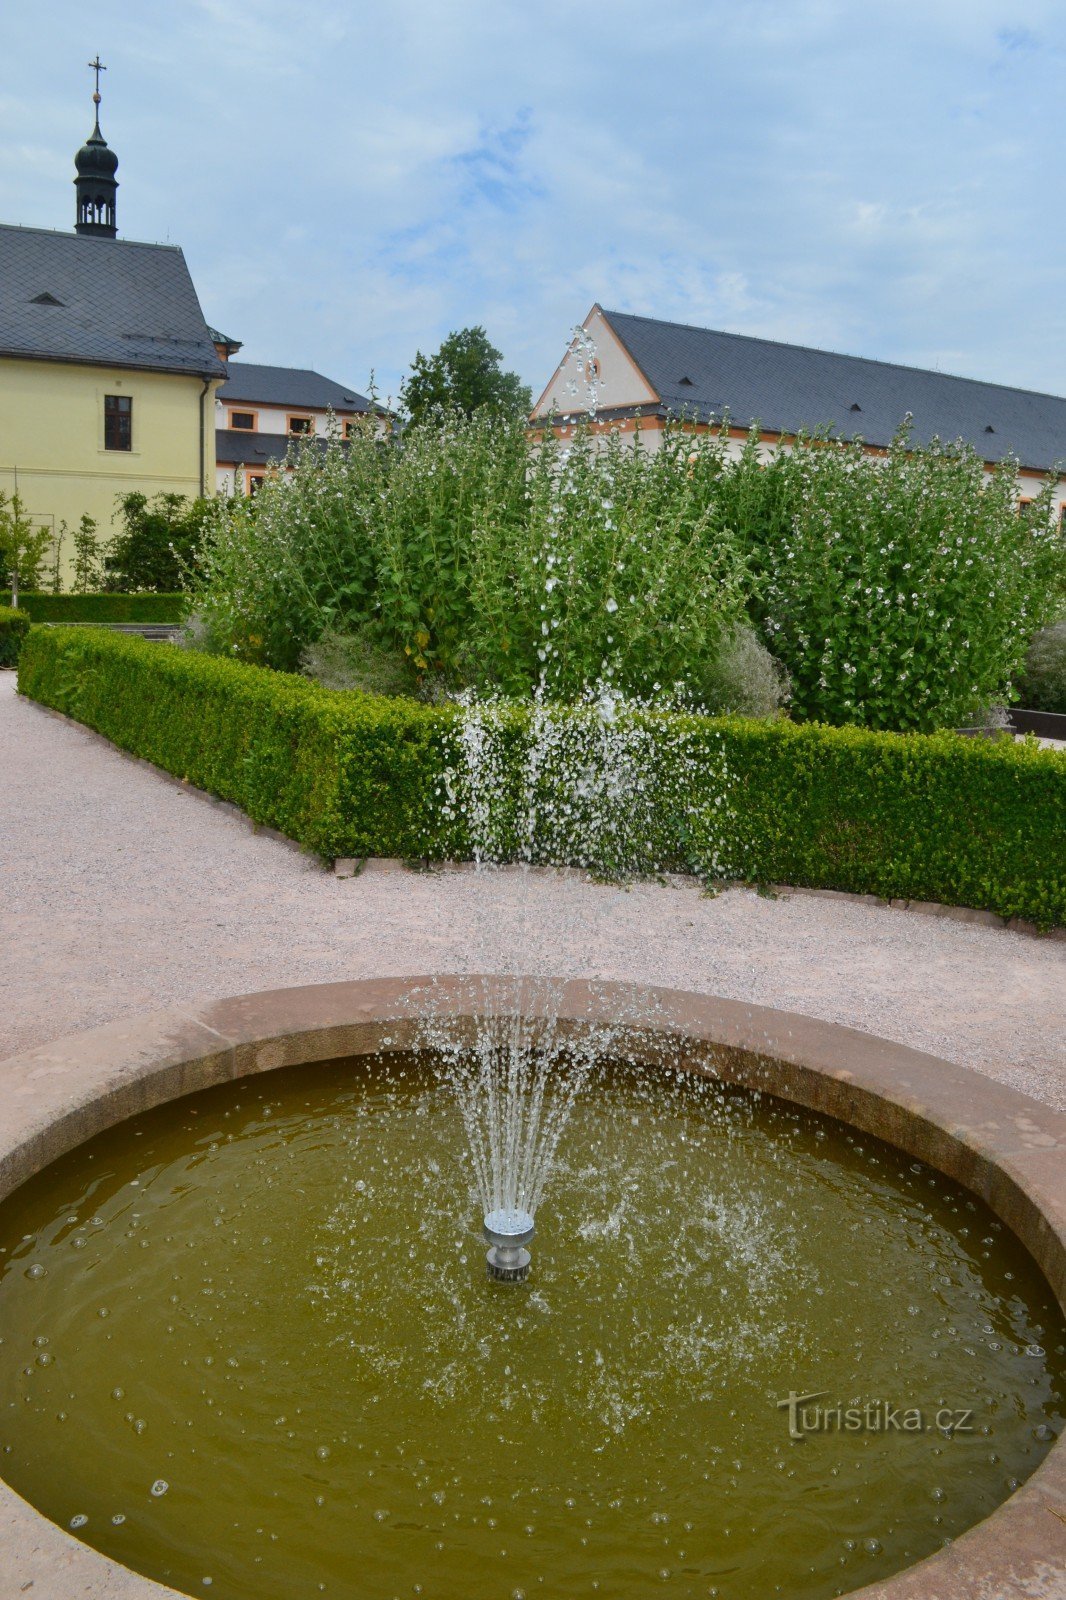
[0,86,226,578]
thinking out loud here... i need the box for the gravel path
[2,672,1063,1107]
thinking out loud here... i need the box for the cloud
[452,109,542,213]
[995,25,1039,53]
[2,0,1066,397]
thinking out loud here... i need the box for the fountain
[0,980,1062,1600]
[482,1206,535,1280]
[0,686,1062,1598]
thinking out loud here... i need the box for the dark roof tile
[0,224,225,377]
[215,428,349,464]
[219,362,369,412]
[604,309,1066,471]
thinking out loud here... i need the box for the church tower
[74,57,118,238]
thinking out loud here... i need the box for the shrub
[456,421,750,700]
[300,625,418,697]
[0,604,31,667]
[723,425,1066,731]
[107,492,212,593]
[1,592,185,623]
[189,414,1066,731]
[1017,621,1066,714]
[188,424,392,669]
[698,623,789,717]
[18,626,1066,926]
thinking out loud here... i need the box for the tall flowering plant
[724,425,1065,730]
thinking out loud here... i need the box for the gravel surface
[2,672,1063,1107]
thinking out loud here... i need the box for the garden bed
[17,625,1066,927]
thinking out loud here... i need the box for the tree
[400,326,531,427]
[107,492,211,592]
[71,514,104,594]
[0,491,52,603]
[47,522,67,594]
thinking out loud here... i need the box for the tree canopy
[400,326,531,426]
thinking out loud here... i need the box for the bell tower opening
[74,57,119,239]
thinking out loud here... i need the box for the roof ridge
[227,360,322,375]
[600,308,1066,409]
[0,221,183,254]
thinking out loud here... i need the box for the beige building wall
[0,356,219,575]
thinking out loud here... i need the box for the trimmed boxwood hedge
[0,605,31,667]
[17,626,1066,927]
[1,592,185,624]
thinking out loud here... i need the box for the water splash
[427,1006,612,1219]
[424,671,746,1265]
[439,684,738,882]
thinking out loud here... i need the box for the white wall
[551,413,1066,516]
[532,305,656,419]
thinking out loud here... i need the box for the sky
[2,1,1065,406]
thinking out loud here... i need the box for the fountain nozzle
[483,1209,535,1282]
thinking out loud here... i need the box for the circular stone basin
[0,979,1064,1600]
[0,1031,1064,1600]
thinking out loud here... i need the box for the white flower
[605,597,618,614]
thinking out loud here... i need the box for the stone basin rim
[0,975,1061,1600]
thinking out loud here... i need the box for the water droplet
[70,1513,88,1529]
[150,1479,169,1497]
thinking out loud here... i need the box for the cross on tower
[88,55,106,105]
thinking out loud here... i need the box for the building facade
[532,305,1066,517]
[0,90,225,575]
[214,363,382,494]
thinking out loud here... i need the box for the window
[343,419,355,439]
[287,415,314,435]
[104,393,132,451]
[230,411,256,431]
[247,473,266,495]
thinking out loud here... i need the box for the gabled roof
[602,309,1066,472]
[0,224,225,378]
[219,362,371,412]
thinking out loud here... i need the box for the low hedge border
[17,626,1066,927]
[1,593,185,624]
[0,605,31,668]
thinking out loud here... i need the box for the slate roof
[215,428,348,464]
[219,362,370,412]
[0,224,225,378]
[603,309,1066,472]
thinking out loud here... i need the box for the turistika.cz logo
[778,1390,975,1441]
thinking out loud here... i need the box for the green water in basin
[0,1053,1061,1600]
